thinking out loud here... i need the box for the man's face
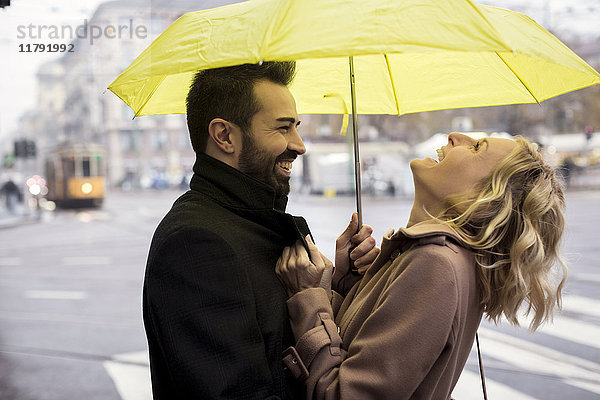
[238,80,306,196]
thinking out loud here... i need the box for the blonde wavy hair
[439,136,567,331]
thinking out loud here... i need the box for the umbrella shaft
[349,56,363,228]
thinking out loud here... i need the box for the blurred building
[14,0,600,192]
[576,38,600,66]
[25,0,240,189]
[36,60,67,156]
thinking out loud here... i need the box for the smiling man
[235,79,304,197]
[142,62,379,400]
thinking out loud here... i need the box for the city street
[0,188,599,399]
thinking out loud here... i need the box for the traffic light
[585,125,594,142]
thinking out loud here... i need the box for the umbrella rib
[495,51,541,104]
[134,76,168,117]
[384,54,401,115]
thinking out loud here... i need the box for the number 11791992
[19,43,75,53]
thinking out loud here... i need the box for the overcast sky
[1,0,599,142]
[0,0,106,142]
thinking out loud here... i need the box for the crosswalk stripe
[478,328,600,394]
[564,378,600,396]
[499,297,600,350]
[537,314,600,349]
[103,351,151,400]
[562,295,600,318]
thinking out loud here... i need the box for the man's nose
[288,128,306,155]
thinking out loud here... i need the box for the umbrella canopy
[292,5,600,115]
[108,0,599,117]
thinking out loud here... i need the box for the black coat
[143,154,310,399]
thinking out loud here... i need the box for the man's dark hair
[186,61,296,153]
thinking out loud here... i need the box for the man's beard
[238,133,296,197]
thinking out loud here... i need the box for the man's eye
[279,126,290,131]
[473,141,481,151]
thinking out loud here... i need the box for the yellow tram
[45,143,106,208]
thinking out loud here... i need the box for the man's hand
[276,235,333,298]
[333,213,380,284]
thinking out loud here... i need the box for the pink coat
[283,223,483,399]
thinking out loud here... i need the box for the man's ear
[207,118,238,154]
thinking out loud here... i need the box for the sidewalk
[0,205,39,229]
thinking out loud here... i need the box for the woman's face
[410,132,516,202]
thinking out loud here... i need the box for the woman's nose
[448,132,472,147]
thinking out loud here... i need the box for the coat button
[390,249,401,260]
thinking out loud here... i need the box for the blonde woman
[276,133,567,400]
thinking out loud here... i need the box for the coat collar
[190,153,288,212]
[365,222,467,277]
[388,222,466,248]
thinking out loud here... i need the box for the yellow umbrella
[108,0,600,225]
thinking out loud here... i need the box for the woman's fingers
[319,251,334,270]
[318,251,333,293]
[294,239,310,269]
[336,213,359,250]
[275,246,290,276]
[354,247,381,271]
[349,235,377,264]
[277,240,326,295]
[351,224,374,244]
[354,244,380,267]
[305,235,322,266]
